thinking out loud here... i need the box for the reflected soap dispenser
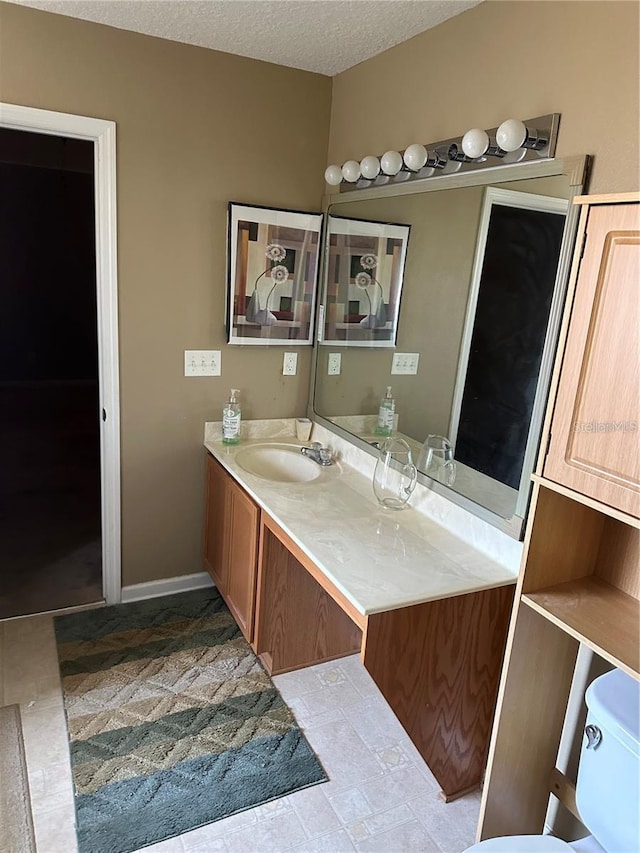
[376,386,395,437]
[222,389,241,445]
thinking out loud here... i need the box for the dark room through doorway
[0,127,103,619]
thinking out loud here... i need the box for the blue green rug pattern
[54,587,327,853]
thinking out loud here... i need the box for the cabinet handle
[584,724,602,749]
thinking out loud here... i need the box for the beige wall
[328,1,639,194]
[2,0,637,589]
[0,2,331,585]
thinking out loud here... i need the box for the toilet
[465,668,640,853]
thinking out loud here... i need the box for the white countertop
[204,420,518,618]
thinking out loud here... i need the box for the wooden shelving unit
[519,477,639,679]
[477,193,640,842]
[523,577,639,677]
[530,473,640,529]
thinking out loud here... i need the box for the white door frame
[0,102,121,604]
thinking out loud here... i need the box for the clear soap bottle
[375,386,395,437]
[222,389,241,445]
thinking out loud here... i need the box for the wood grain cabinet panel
[203,452,228,590]
[254,521,362,674]
[363,585,513,800]
[225,477,259,641]
[544,201,639,518]
[203,453,259,642]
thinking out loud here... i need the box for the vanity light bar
[325,114,560,192]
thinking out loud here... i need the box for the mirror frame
[309,154,590,540]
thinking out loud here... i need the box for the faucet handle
[318,448,333,464]
[309,441,322,450]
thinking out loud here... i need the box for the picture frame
[227,202,323,345]
[320,215,411,347]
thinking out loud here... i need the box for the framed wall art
[227,202,323,345]
[320,215,411,347]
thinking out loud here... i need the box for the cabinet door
[225,477,259,642]
[203,454,229,590]
[544,202,639,517]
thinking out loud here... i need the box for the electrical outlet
[327,353,341,375]
[391,352,420,375]
[184,350,221,376]
[283,352,298,376]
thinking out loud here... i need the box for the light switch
[184,350,221,376]
[391,352,420,375]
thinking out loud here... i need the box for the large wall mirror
[310,155,589,539]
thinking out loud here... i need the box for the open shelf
[522,576,639,678]
[531,474,640,530]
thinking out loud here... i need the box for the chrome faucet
[301,442,333,466]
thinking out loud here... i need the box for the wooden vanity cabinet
[477,194,640,842]
[254,514,364,674]
[544,195,639,519]
[203,450,514,802]
[203,452,227,590]
[203,453,259,642]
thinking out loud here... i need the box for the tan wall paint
[2,0,637,589]
[328,1,639,194]
[0,2,331,586]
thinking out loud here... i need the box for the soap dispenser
[376,386,395,437]
[222,389,241,445]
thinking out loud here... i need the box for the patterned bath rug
[54,587,327,853]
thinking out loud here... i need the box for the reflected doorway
[0,128,103,618]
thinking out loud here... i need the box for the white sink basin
[235,443,327,483]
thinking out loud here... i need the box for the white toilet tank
[577,668,639,853]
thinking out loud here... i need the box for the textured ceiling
[8,0,482,76]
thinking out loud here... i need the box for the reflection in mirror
[313,160,587,538]
[322,217,410,347]
[449,186,567,515]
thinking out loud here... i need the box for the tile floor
[0,613,481,853]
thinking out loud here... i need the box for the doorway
[0,104,121,616]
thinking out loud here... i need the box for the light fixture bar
[326,114,560,193]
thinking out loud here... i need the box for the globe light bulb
[324,164,343,186]
[403,143,428,172]
[341,160,361,183]
[461,128,490,159]
[360,155,380,180]
[380,150,403,176]
[496,118,527,152]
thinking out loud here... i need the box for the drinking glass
[418,434,456,486]
[373,438,417,510]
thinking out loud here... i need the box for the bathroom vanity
[202,144,599,806]
[203,423,517,800]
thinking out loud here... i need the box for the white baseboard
[120,572,214,604]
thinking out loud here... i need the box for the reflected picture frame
[320,215,411,348]
[227,202,323,345]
